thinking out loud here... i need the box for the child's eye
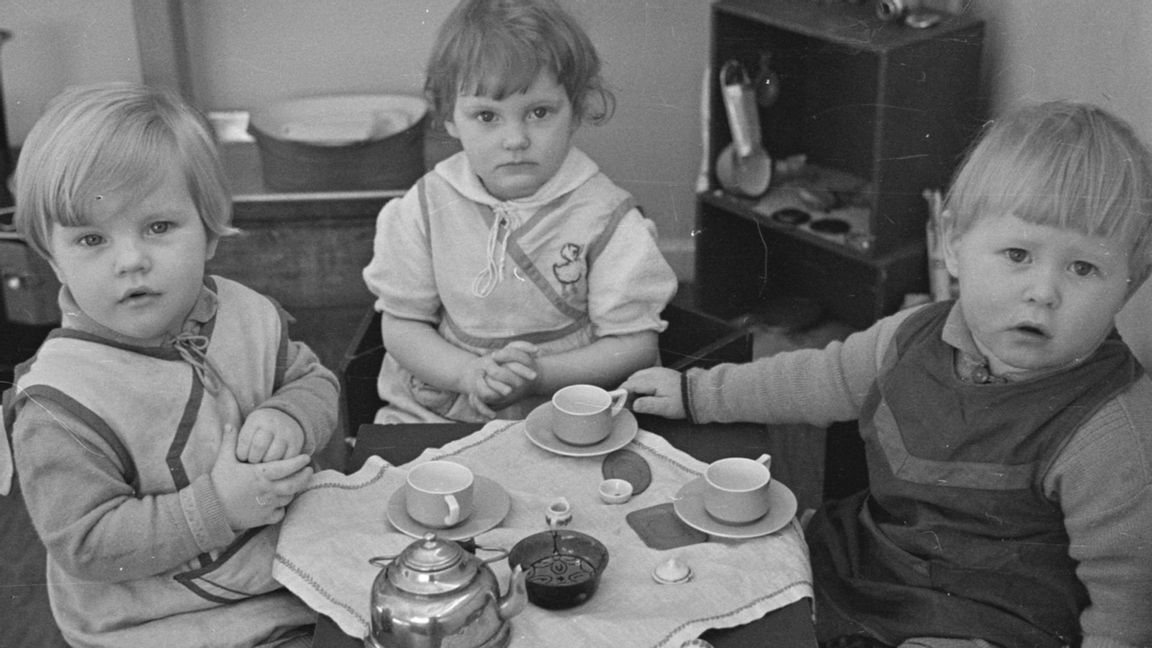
[76,233,104,248]
[1004,248,1029,263]
[1069,260,1098,277]
[148,221,173,235]
[475,111,496,123]
[529,106,552,120]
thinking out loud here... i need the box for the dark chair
[337,297,754,440]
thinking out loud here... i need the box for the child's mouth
[120,289,156,303]
[1012,323,1049,338]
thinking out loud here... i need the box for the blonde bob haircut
[943,100,1152,288]
[14,83,236,261]
[423,0,615,130]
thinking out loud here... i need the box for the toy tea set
[365,384,796,648]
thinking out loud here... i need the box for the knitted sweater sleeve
[13,400,235,582]
[1044,378,1152,648]
[684,307,917,427]
[258,334,338,456]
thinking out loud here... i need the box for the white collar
[433,147,599,209]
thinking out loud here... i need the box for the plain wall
[0,0,1149,362]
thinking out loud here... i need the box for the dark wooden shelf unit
[697,0,984,327]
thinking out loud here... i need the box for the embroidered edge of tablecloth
[273,421,816,646]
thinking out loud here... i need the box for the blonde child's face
[944,213,1131,377]
[47,162,218,342]
[445,70,577,201]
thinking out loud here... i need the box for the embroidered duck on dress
[552,242,585,297]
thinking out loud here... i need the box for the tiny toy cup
[598,478,633,504]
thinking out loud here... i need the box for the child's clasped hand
[212,424,313,530]
[464,341,540,417]
[235,408,306,462]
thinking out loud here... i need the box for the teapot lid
[389,533,478,595]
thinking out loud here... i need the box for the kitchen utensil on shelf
[367,533,526,648]
[715,60,771,198]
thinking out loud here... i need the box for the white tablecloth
[273,419,813,647]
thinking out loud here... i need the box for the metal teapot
[367,533,527,648]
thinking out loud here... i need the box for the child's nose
[113,240,150,275]
[501,122,529,150]
[1023,266,1061,307]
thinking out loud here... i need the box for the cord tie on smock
[472,204,515,297]
[173,333,224,394]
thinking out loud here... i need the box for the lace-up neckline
[172,332,224,393]
[472,204,515,297]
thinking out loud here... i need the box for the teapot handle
[473,544,510,565]
[368,553,401,568]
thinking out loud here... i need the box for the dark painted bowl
[508,529,609,610]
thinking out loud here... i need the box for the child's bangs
[457,31,548,100]
[956,118,1152,245]
[61,127,176,227]
[1015,133,1150,244]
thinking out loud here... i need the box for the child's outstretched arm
[620,366,685,419]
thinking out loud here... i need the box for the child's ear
[444,119,460,140]
[940,211,961,278]
[47,257,67,285]
[205,236,219,261]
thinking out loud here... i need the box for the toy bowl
[508,529,609,609]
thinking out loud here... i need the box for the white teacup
[702,454,772,524]
[551,384,629,446]
[405,460,475,528]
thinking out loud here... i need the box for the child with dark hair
[363,0,677,424]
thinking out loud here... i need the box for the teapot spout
[499,565,528,620]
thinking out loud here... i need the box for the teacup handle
[606,388,628,417]
[755,453,772,472]
[443,494,461,527]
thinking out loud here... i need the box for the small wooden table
[305,420,818,648]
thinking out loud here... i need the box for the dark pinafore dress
[808,302,1141,647]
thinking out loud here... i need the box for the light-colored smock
[362,148,677,423]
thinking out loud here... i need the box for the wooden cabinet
[207,143,401,370]
[207,196,388,371]
[697,0,984,327]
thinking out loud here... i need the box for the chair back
[337,302,754,437]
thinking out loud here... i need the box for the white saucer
[672,476,797,539]
[524,402,638,457]
[387,475,511,540]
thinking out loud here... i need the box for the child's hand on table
[212,424,314,530]
[464,341,540,417]
[621,367,686,419]
[236,408,305,463]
